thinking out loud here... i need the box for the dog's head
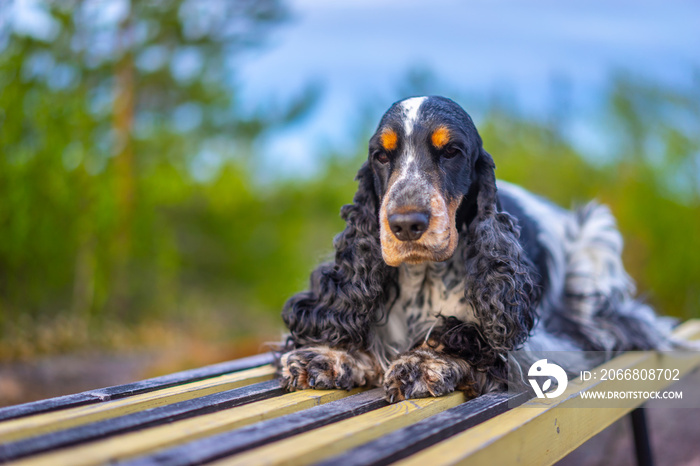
[367,96,492,267]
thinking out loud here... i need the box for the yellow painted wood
[213,391,466,466]
[395,320,700,466]
[11,388,361,466]
[0,365,276,443]
[671,319,700,341]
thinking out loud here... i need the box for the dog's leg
[279,346,382,391]
[382,346,500,402]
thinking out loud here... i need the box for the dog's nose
[388,212,430,241]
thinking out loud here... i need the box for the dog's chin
[380,231,458,267]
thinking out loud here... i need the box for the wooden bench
[0,320,698,466]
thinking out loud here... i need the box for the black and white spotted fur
[278,96,676,402]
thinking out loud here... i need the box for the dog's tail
[560,202,692,352]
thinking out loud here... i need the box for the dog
[277,96,675,402]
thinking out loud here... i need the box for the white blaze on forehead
[400,96,427,136]
[386,97,429,198]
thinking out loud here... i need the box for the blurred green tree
[0,2,697,361]
[0,0,319,356]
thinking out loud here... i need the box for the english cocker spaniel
[278,96,675,402]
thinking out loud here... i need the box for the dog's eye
[442,145,462,159]
[373,150,390,164]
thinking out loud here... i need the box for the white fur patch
[394,96,425,189]
[385,97,429,208]
[400,96,426,136]
[374,259,475,369]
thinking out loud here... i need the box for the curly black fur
[461,150,540,352]
[281,162,396,352]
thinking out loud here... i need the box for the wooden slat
[11,388,361,466]
[670,319,700,342]
[211,391,467,466]
[0,353,274,422]
[123,389,388,466]
[0,365,276,443]
[316,390,533,466]
[394,321,700,466]
[7,322,698,466]
[0,380,283,462]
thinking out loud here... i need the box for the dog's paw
[383,349,466,402]
[279,347,379,391]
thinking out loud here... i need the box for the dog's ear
[282,162,394,350]
[473,149,499,218]
[460,148,539,358]
[334,162,382,268]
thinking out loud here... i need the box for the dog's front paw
[279,347,379,391]
[383,349,467,402]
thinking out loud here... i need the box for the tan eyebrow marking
[380,128,398,151]
[431,126,450,149]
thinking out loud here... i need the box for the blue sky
[5,0,699,178]
[236,0,700,176]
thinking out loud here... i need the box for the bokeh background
[1,0,699,416]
